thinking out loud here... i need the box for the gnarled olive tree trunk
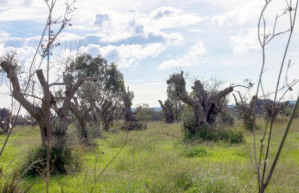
[122,88,142,130]
[233,93,256,131]
[123,92,137,123]
[92,100,113,132]
[100,101,114,131]
[158,100,175,123]
[167,71,234,133]
[70,97,93,142]
[1,61,53,149]
[0,59,87,149]
[52,73,86,147]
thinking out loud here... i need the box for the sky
[0,0,298,111]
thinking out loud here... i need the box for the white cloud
[212,0,262,27]
[159,41,206,70]
[0,30,9,40]
[0,84,12,110]
[57,32,83,43]
[80,43,166,68]
[0,0,48,22]
[90,8,197,43]
[230,28,259,54]
[3,36,41,48]
[0,44,6,56]
[0,4,200,71]
[93,10,140,42]
[148,7,203,30]
[129,83,166,107]
[86,7,200,43]
[0,45,37,66]
[211,0,291,28]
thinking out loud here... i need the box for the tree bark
[53,73,86,146]
[37,69,53,147]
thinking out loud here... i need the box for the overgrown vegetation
[166,72,245,143]
[183,110,244,144]
[0,167,31,193]
[0,120,299,192]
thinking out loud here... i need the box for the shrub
[223,129,244,144]
[184,147,208,157]
[183,112,243,143]
[184,127,244,144]
[182,109,197,134]
[22,146,82,177]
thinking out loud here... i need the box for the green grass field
[0,119,299,193]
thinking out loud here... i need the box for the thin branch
[23,93,43,101]
[49,82,65,87]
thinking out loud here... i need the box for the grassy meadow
[0,119,299,193]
